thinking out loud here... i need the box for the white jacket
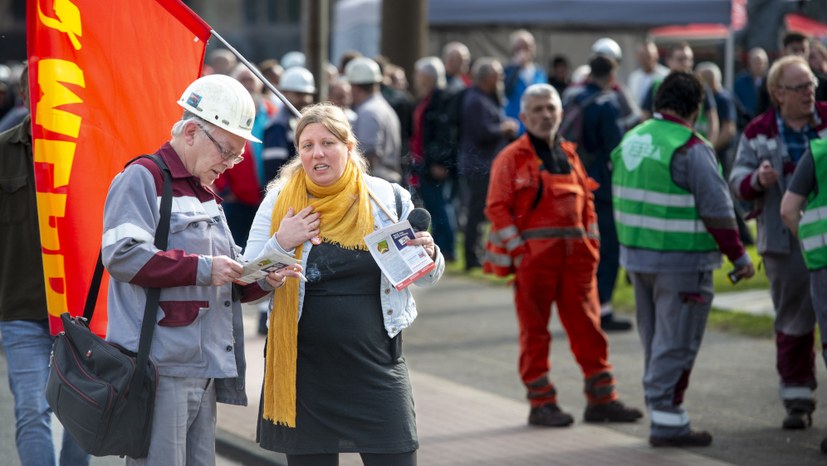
[243,175,444,337]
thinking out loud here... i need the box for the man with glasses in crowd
[730,55,827,432]
[101,74,292,464]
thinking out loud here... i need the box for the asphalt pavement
[1,274,825,465]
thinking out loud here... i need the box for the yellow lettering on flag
[33,138,76,189]
[35,59,85,138]
[33,54,84,324]
[42,254,68,317]
[35,192,67,252]
[37,0,83,50]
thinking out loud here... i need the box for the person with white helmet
[281,50,306,70]
[262,66,317,184]
[346,56,403,183]
[592,37,623,63]
[562,54,634,332]
[561,38,641,332]
[101,74,301,464]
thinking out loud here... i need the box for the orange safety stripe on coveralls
[484,135,613,406]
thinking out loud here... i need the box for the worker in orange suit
[484,83,642,427]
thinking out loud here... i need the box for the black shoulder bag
[46,154,173,458]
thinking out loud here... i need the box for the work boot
[601,313,633,332]
[649,430,713,447]
[584,400,643,423]
[528,404,574,427]
[821,436,827,454]
[782,398,815,429]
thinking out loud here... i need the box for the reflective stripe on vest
[800,139,827,270]
[611,118,717,252]
[522,226,588,239]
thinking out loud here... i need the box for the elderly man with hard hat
[346,56,403,183]
[101,74,299,465]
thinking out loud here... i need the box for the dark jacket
[579,82,623,203]
[419,88,464,179]
[0,116,48,321]
[458,86,508,176]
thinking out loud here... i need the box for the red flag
[27,0,211,336]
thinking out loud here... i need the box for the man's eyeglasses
[779,79,818,94]
[197,125,244,164]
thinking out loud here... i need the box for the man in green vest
[612,71,754,447]
[781,138,827,454]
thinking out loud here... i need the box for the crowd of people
[5,24,827,464]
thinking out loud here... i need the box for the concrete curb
[215,429,285,466]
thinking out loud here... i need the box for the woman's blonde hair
[266,103,369,191]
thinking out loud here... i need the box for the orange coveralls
[484,135,615,407]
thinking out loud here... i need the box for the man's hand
[211,255,243,286]
[501,118,519,139]
[757,160,779,188]
[732,262,756,282]
[429,164,449,182]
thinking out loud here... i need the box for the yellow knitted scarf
[263,161,373,427]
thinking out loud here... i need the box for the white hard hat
[279,67,316,94]
[281,51,306,69]
[592,37,622,62]
[345,57,382,85]
[177,74,261,143]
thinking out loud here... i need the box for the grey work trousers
[126,376,217,466]
[630,270,713,438]
[764,242,817,400]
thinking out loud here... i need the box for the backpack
[559,89,604,167]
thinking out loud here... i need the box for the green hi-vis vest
[611,118,718,252]
[799,139,827,270]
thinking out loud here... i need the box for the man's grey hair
[695,61,722,86]
[520,83,559,113]
[471,57,501,84]
[442,41,470,62]
[171,111,209,137]
[509,29,535,53]
[414,56,446,90]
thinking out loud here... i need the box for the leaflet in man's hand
[364,220,435,290]
[235,249,300,285]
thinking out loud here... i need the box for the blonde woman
[244,103,444,466]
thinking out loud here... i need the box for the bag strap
[133,154,173,394]
[83,155,172,322]
[81,154,173,395]
[366,184,404,222]
[82,253,105,321]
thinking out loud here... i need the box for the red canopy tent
[647,0,746,89]
[786,13,827,40]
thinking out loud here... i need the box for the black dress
[258,241,418,454]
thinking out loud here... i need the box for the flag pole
[209,30,303,119]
